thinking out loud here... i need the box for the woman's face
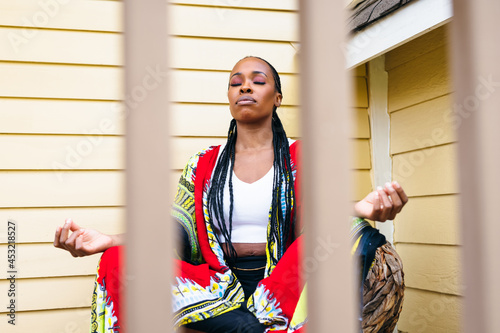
[227,57,282,125]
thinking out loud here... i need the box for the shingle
[348,0,414,32]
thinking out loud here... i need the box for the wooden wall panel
[0,99,125,135]
[391,94,455,155]
[0,135,124,170]
[170,37,298,73]
[169,5,299,41]
[0,276,95,312]
[171,0,297,10]
[397,244,462,296]
[0,27,122,65]
[0,171,125,208]
[0,244,100,278]
[387,24,461,332]
[385,25,448,71]
[0,207,125,244]
[388,45,451,112]
[393,143,458,197]
[0,308,91,333]
[0,63,123,100]
[352,108,370,139]
[0,0,122,31]
[394,195,459,245]
[398,288,462,333]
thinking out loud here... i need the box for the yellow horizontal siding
[391,94,455,155]
[352,108,370,139]
[0,207,125,244]
[388,27,461,332]
[0,0,119,327]
[0,99,125,135]
[0,308,91,333]
[0,62,123,100]
[0,171,125,208]
[393,144,458,197]
[171,0,298,11]
[353,170,371,202]
[388,45,451,112]
[385,25,448,71]
[394,195,459,245]
[0,135,124,170]
[171,37,298,73]
[0,27,122,65]
[398,288,462,333]
[352,139,371,170]
[396,243,462,296]
[353,76,368,108]
[0,0,122,31]
[169,5,299,41]
[0,244,100,278]
[0,276,95,313]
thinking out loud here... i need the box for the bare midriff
[222,242,267,257]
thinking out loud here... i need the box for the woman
[54,56,408,332]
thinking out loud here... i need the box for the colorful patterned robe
[91,140,306,332]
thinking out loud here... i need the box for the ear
[275,93,283,107]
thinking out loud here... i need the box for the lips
[236,96,256,105]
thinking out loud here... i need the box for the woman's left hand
[353,181,408,222]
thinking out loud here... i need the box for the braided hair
[207,56,296,267]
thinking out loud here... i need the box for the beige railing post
[450,0,500,331]
[299,1,356,332]
[124,1,172,332]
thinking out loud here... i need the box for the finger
[75,232,91,257]
[75,233,84,256]
[377,187,392,221]
[68,220,82,232]
[372,190,382,220]
[59,219,73,248]
[385,182,403,217]
[392,181,409,205]
[65,228,84,249]
[54,226,62,248]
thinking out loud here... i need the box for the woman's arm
[54,218,124,257]
[353,181,408,222]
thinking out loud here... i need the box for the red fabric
[97,245,124,328]
[289,140,303,235]
[193,145,227,273]
[259,236,304,325]
[175,260,222,289]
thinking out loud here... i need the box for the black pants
[185,256,266,333]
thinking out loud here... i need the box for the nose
[240,79,252,94]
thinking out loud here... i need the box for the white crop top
[211,139,295,243]
[213,165,273,243]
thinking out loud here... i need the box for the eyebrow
[230,71,268,78]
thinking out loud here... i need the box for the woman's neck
[234,122,273,152]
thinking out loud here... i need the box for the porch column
[299,1,356,331]
[450,0,500,331]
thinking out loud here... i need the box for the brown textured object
[362,242,405,333]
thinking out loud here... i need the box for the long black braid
[207,56,296,267]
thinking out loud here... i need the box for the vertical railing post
[299,1,356,331]
[124,1,172,332]
[450,0,500,331]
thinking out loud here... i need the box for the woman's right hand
[54,218,119,257]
